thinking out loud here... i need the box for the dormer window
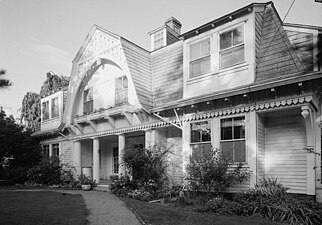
[51,97,59,118]
[153,30,164,50]
[42,101,49,121]
[219,25,245,69]
[83,88,93,114]
[115,76,128,105]
[189,38,211,77]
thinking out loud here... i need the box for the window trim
[219,115,246,163]
[115,76,128,106]
[112,147,119,174]
[188,37,212,78]
[52,143,59,157]
[83,87,94,114]
[218,24,245,69]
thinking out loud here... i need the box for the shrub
[110,175,137,196]
[186,148,250,197]
[235,178,322,225]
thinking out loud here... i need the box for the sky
[0,0,321,119]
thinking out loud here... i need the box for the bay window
[220,116,246,163]
[189,38,210,77]
[190,121,211,160]
[219,25,245,68]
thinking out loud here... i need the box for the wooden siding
[257,114,265,181]
[166,30,179,46]
[285,30,314,71]
[151,42,183,107]
[264,114,307,194]
[60,141,73,167]
[255,12,264,67]
[121,38,152,109]
[255,5,304,82]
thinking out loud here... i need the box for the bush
[186,148,250,197]
[234,178,322,225]
[110,176,137,197]
[77,174,95,186]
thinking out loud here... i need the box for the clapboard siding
[60,140,73,168]
[121,38,152,109]
[151,41,183,106]
[285,30,314,71]
[255,12,264,65]
[264,114,307,194]
[255,5,304,82]
[257,114,265,181]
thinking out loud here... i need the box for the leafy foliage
[20,92,41,131]
[185,148,250,196]
[77,174,96,186]
[39,72,69,97]
[0,109,41,183]
[0,69,11,89]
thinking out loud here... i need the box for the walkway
[55,189,142,225]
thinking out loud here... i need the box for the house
[32,2,322,201]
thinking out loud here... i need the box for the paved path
[55,189,142,225]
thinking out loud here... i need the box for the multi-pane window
[191,121,212,160]
[154,31,164,50]
[190,38,211,77]
[115,76,128,105]
[220,116,246,163]
[43,145,49,158]
[83,88,93,114]
[52,143,59,157]
[42,101,49,120]
[219,25,245,68]
[51,97,59,118]
[113,147,119,174]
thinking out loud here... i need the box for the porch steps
[94,184,110,192]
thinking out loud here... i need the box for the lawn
[122,197,282,225]
[0,190,89,225]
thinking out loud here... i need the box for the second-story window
[83,88,93,114]
[219,25,245,69]
[189,38,210,78]
[115,76,128,105]
[190,121,212,160]
[51,97,59,118]
[154,30,164,50]
[42,101,49,121]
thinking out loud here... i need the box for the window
[115,76,128,105]
[191,121,211,160]
[113,147,119,174]
[154,31,164,50]
[42,101,49,120]
[83,88,93,114]
[52,143,59,157]
[189,38,211,77]
[51,97,59,118]
[219,25,245,68]
[220,116,246,163]
[43,145,49,157]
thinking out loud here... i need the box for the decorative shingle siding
[166,30,180,46]
[255,12,264,66]
[255,5,304,82]
[121,38,152,109]
[285,30,314,71]
[151,41,183,107]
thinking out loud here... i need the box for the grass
[0,190,89,225]
[122,197,282,225]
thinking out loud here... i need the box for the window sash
[191,121,211,143]
[52,144,59,156]
[42,101,49,120]
[115,76,128,105]
[51,98,59,118]
[191,142,212,161]
[83,100,93,114]
[113,147,119,174]
[189,39,210,77]
[220,140,246,163]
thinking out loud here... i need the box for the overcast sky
[0,0,321,118]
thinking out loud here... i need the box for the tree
[20,72,69,131]
[0,69,12,89]
[0,109,41,183]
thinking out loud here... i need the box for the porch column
[118,134,126,176]
[73,141,82,177]
[92,138,100,183]
[247,111,257,187]
[182,122,191,175]
[145,129,152,149]
[49,144,53,157]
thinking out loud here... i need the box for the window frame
[220,115,246,163]
[43,144,49,158]
[219,24,245,69]
[51,97,59,118]
[188,37,211,78]
[52,143,59,157]
[190,120,212,160]
[153,30,165,50]
[115,76,128,106]
[42,101,49,121]
[112,147,119,174]
[83,87,94,114]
